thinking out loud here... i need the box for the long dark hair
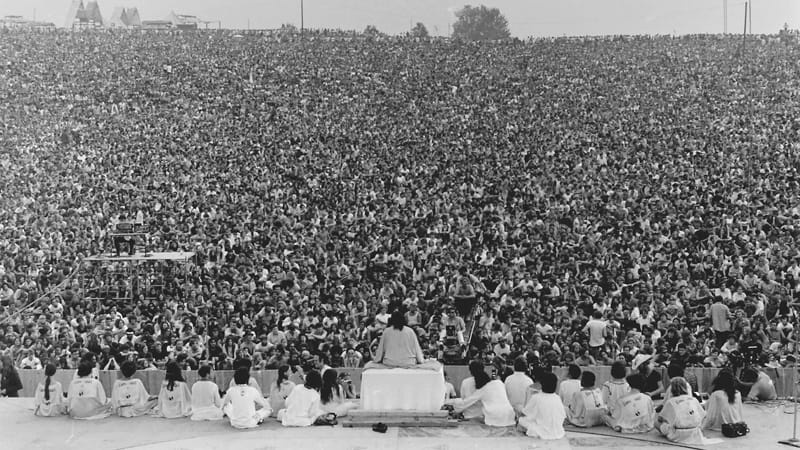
[388,310,406,330]
[469,360,491,390]
[43,364,57,401]
[276,364,290,389]
[712,369,738,404]
[320,368,339,404]
[304,369,322,391]
[164,361,184,391]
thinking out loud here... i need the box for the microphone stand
[780,303,800,447]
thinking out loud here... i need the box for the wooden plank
[348,410,449,418]
[341,419,459,428]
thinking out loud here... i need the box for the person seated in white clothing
[558,364,582,411]
[702,370,743,431]
[111,361,157,417]
[191,365,223,421]
[518,372,567,440]
[227,360,263,397]
[446,361,516,427]
[320,368,359,417]
[222,368,271,429]
[657,377,718,445]
[269,365,297,417]
[154,361,192,418]
[603,373,655,433]
[567,371,607,427]
[68,361,113,420]
[279,369,325,427]
[601,361,630,416]
[739,367,777,401]
[34,364,66,417]
[444,371,458,400]
[504,357,534,416]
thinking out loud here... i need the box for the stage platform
[84,252,195,262]
[0,398,793,450]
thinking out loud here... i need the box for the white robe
[702,391,743,430]
[657,395,721,445]
[451,379,516,427]
[222,385,271,429]
[268,380,296,418]
[279,385,324,427]
[111,378,156,417]
[601,379,630,416]
[459,377,483,419]
[34,380,66,417]
[603,392,654,433]
[557,379,581,410]
[155,381,192,418]
[518,392,566,439]
[567,388,607,427]
[504,372,533,415]
[67,377,112,420]
[228,377,263,397]
[191,380,223,421]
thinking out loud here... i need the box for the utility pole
[723,0,728,34]
[749,0,752,34]
[300,0,304,34]
[742,2,748,54]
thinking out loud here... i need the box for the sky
[4,0,799,37]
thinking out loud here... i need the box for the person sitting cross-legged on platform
[601,361,630,417]
[111,361,157,417]
[446,361,516,427]
[567,371,607,427]
[67,361,112,420]
[657,377,719,445]
[518,372,567,440]
[34,364,66,417]
[558,364,582,412]
[504,357,534,416]
[154,361,192,418]
[603,373,655,433]
[191,364,224,421]
[279,369,326,427]
[222,367,271,429]
[320,368,358,417]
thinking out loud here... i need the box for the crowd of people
[0,29,799,388]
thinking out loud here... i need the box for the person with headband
[111,361,157,417]
[34,364,65,417]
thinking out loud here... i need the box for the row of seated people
[32,360,357,429]
[444,358,776,444]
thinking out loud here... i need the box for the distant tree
[452,4,510,41]
[363,25,384,37]
[410,22,429,38]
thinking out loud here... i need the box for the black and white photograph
[0,0,799,448]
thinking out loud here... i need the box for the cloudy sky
[5,0,799,37]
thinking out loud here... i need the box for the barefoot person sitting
[363,310,440,370]
[518,372,567,440]
[34,364,66,417]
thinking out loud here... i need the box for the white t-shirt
[223,385,269,429]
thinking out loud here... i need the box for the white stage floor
[0,398,793,449]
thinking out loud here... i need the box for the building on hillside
[166,11,199,30]
[141,20,171,30]
[65,0,105,29]
[1,15,56,30]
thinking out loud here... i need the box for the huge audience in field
[0,29,799,385]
